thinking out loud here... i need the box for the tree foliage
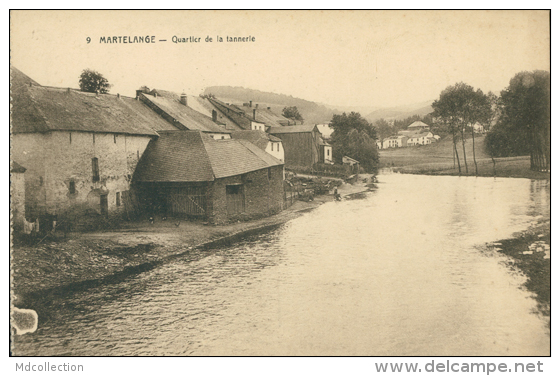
[373,118,393,141]
[282,106,303,121]
[486,70,550,171]
[330,112,379,172]
[432,82,491,175]
[79,69,112,94]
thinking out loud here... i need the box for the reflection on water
[13,174,550,356]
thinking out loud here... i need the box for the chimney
[67,88,70,93]
[154,92,158,98]
[267,107,271,110]
[253,109,256,120]
[212,109,217,122]
[249,100,252,107]
[255,104,259,109]
[135,89,143,99]
[180,92,187,106]
[117,93,120,99]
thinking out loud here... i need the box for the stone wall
[209,165,284,224]
[11,131,152,224]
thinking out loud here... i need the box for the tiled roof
[134,131,283,183]
[230,130,282,150]
[10,67,169,136]
[267,124,317,134]
[140,90,231,134]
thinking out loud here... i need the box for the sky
[10,10,550,108]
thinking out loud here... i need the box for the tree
[432,83,491,175]
[79,69,112,94]
[282,106,303,122]
[330,112,379,172]
[497,71,550,171]
[373,118,394,144]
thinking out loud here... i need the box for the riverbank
[486,220,551,326]
[11,179,372,307]
[379,136,550,180]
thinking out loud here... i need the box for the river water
[13,174,550,356]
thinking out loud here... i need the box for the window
[114,134,117,143]
[92,157,100,182]
[327,149,330,156]
[116,192,121,206]
[69,180,76,194]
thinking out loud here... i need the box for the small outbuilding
[133,131,285,224]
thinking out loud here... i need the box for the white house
[230,130,285,162]
[406,131,434,146]
[383,135,408,148]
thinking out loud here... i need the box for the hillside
[365,101,433,123]
[203,86,337,125]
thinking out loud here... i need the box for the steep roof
[140,90,231,134]
[268,124,318,134]
[134,131,283,183]
[208,98,253,130]
[230,130,282,150]
[10,67,170,136]
[187,96,244,131]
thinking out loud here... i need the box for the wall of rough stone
[209,165,284,224]
[11,131,152,223]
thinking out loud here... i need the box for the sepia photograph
[9,10,550,360]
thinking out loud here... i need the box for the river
[12,173,550,356]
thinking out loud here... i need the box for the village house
[137,88,233,140]
[407,120,430,131]
[267,124,328,170]
[404,131,435,146]
[230,130,285,162]
[132,131,285,224]
[11,66,176,228]
[382,135,408,148]
[470,122,485,133]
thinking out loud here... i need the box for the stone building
[133,131,285,224]
[10,66,174,227]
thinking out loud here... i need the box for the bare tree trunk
[491,156,496,176]
[452,129,461,175]
[461,127,468,174]
[471,127,478,176]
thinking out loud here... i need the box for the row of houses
[10,66,332,230]
[377,121,440,149]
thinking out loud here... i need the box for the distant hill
[365,100,434,123]
[203,86,337,124]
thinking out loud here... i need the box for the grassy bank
[379,136,550,180]
[487,221,550,326]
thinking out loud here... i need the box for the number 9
[86,37,91,44]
